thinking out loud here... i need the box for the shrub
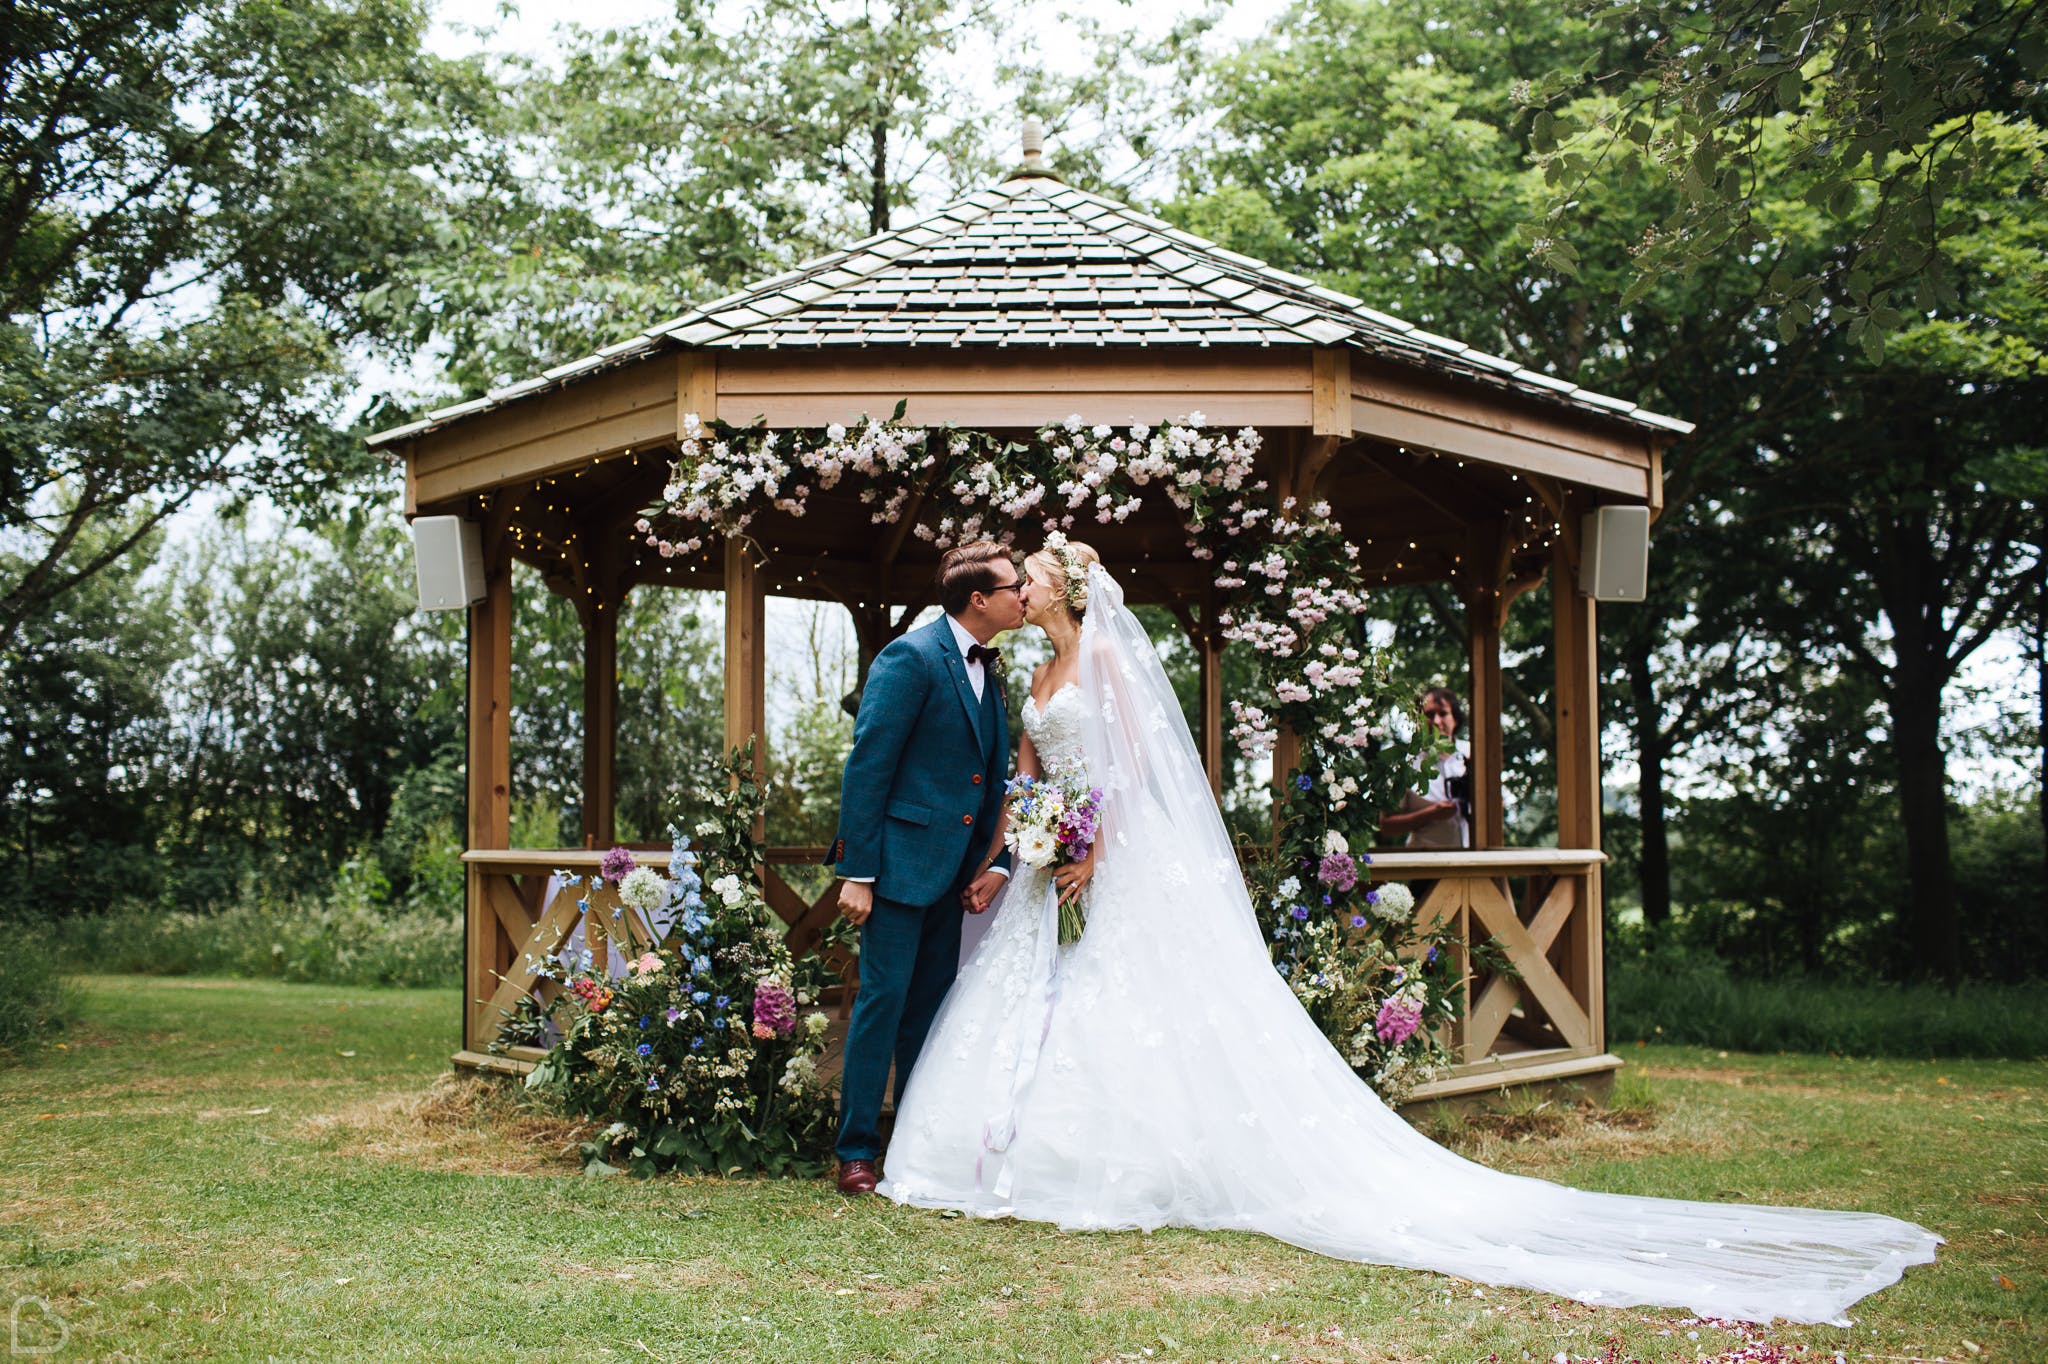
[0,927,79,1062]
[1607,947,2048,1059]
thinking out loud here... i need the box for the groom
[826,541,1024,1194]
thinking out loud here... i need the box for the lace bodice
[1021,683,1084,766]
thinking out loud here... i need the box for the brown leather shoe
[836,1159,879,1195]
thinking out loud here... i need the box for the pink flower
[1317,851,1358,892]
[599,846,637,882]
[632,952,662,978]
[1375,995,1423,1046]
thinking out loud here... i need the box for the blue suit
[828,615,1011,1162]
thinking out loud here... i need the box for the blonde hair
[1026,538,1101,619]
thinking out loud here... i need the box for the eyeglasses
[985,579,1026,597]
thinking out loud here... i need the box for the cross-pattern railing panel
[1364,849,1605,1070]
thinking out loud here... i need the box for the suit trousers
[834,867,970,1163]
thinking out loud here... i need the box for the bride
[878,536,1939,1325]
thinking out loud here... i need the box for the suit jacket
[828,615,1012,907]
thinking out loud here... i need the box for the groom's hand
[837,880,874,926]
[962,869,1005,914]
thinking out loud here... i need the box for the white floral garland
[637,410,1424,782]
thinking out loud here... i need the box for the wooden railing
[461,845,1620,1101]
[1364,848,1620,1102]
[460,846,851,1062]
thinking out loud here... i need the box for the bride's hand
[1054,854,1094,905]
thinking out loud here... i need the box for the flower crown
[1042,530,1089,616]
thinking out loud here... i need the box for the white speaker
[1579,505,1650,602]
[412,515,486,611]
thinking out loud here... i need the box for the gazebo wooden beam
[407,347,1663,517]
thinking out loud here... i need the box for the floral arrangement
[1002,756,1105,945]
[523,743,838,1176]
[1256,811,1470,1103]
[639,412,1464,1099]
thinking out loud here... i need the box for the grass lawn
[0,977,2041,1362]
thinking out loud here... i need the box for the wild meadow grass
[1,976,2041,1360]
[0,926,78,1060]
[47,894,459,989]
[1607,952,2048,1059]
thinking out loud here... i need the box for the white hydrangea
[618,866,668,912]
[1371,881,1417,924]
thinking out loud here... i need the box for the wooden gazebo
[371,163,1689,1105]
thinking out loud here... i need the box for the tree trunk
[869,121,889,236]
[1889,656,1960,981]
[1624,631,1672,929]
[2037,547,2046,912]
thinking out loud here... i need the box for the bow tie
[966,643,1002,670]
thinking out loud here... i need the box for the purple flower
[1350,915,1367,929]
[1295,774,1313,791]
[1318,851,1358,892]
[664,1006,682,1024]
[636,1042,652,1056]
[646,1076,661,1092]
[751,979,797,1037]
[600,846,638,882]
[1290,904,1309,921]
[1375,996,1423,1046]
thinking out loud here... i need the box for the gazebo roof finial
[1006,112,1062,183]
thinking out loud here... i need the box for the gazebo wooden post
[464,519,513,1053]
[1551,496,1605,1052]
[579,600,619,848]
[724,536,768,839]
[1463,521,1508,851]
[579,531,624,849]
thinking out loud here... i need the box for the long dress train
[879,566,1938,1326]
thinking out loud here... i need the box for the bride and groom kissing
[823,538,1938,1325]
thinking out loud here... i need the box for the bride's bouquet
[1002,756,1104,945]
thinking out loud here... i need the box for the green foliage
[1608,946,2048,1059]
[1525,0,2048,348]
[0,508,178,912]
[154,510,463,904]
[1,0,495,650]
[0,926,78,1063]
[48,874,459,988]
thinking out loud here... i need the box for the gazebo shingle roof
[369,176,1692,447]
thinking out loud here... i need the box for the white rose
[826,422,847,441]
[1017,826,1058,868]
[1323,829,1349,856]
[709,874,745,907]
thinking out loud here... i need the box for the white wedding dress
[879,564,1939,1325]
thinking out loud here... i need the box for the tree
[1171,0,1795,905]
[0,507,178,912]
[1524,0,2048,353]
[1,0,491,655]
[1751,123,2046,978]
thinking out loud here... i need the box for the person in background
[1378,687,1470,848]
